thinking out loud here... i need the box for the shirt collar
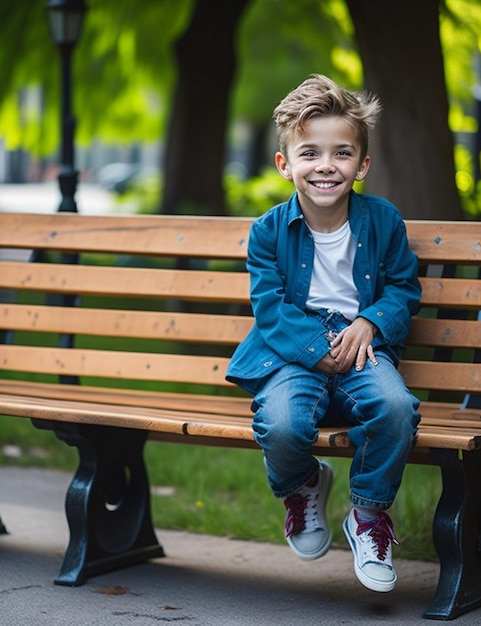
[286,193,304,225]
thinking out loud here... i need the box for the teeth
[314,182,336,189]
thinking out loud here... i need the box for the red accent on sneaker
[354,510,400,561]
[283,492,308,538]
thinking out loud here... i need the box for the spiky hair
[273,74,382,160]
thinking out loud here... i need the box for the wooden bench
[1,211,481,620]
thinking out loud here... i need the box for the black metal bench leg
[32,421,164,586]
[424,449,481,620]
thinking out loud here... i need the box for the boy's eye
[302,150,317,158]
[336,150,352,157]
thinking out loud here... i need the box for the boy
[226,74,421,593]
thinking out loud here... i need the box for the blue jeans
[251,314,420,509]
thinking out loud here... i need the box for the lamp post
[46,0,87,212]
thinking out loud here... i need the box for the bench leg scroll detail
[32,420,164,586]
[424,448,481,620]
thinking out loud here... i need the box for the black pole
[57,42,79,213]
[47,0,87,213]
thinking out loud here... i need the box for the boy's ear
[275,152,292,180]
[355,155,371,181]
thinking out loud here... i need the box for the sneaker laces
[355,510,399,561]
[284,490,320,538]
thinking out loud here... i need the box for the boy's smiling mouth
[311,181,339,189]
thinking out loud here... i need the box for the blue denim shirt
[226,191,421,394]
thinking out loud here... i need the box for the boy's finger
[367,344,379,366]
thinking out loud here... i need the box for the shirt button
[308,347,315,353]
[301,263,307,269]
[263,361,273,367]
[376,311,383,317]
[365,274,371,280]
[358,242,362,248]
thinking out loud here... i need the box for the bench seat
[1,380,481,453]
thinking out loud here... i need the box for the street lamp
[46,0,88,212]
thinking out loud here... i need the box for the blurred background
[0,0,480,220]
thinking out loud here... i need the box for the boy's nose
[315,159,335,173]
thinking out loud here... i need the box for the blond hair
[273,74,382,161]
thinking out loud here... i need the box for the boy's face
[275,115,370,230]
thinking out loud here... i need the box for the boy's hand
[314,318,378,375]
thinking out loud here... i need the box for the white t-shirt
[305,220,360,321]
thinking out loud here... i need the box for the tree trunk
[245,121,271,178]
[346,0,464,220]
[161,0,250,215]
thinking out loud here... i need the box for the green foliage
[117,166,294,216]
[234,0,360,125]
[1,0,479,153]
[441,0,481,217]
[0,416,77,468]
[1,0,360,155]
[115,173,162,214]
[1,0,481,216]
[162,447,439,562]
[73,0,193,144]
[0,0,193,153]
[146,442,282,541]
[226,167,294,216]
[0,3,58,155]
[442,0,481,107]
[454,143,481,216]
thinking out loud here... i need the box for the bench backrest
[1,213,480,406]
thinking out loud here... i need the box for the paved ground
[0,181,119,215]
[1,466,480,625]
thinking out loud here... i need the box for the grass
[0,414,440,562]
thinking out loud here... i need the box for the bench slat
[408,317,481,348]
[0,262,250,303]
[0,304,253,345]
[418,401,481,422]
[399,360,481,392]
[0,394,255,441]
[316,428,481,452]
[0,393,193,435]
[2,303,479,349]
[3,346,480,393]
[1,391,480,452]
[406,220,481,264]
[414,429,481,451]
[3,380,481,424]
[0,213,252,259]
[3,262,480,309]
[419,277,481,308]
[2,215,481,264]
[0,380,252,416]
[0,344,233,386]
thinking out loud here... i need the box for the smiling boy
[226,75,421,593]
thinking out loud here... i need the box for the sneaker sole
[286,461,333,561]
[342,517,397,593]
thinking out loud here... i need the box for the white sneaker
[283,461,333,561]
[343,508,399,592]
